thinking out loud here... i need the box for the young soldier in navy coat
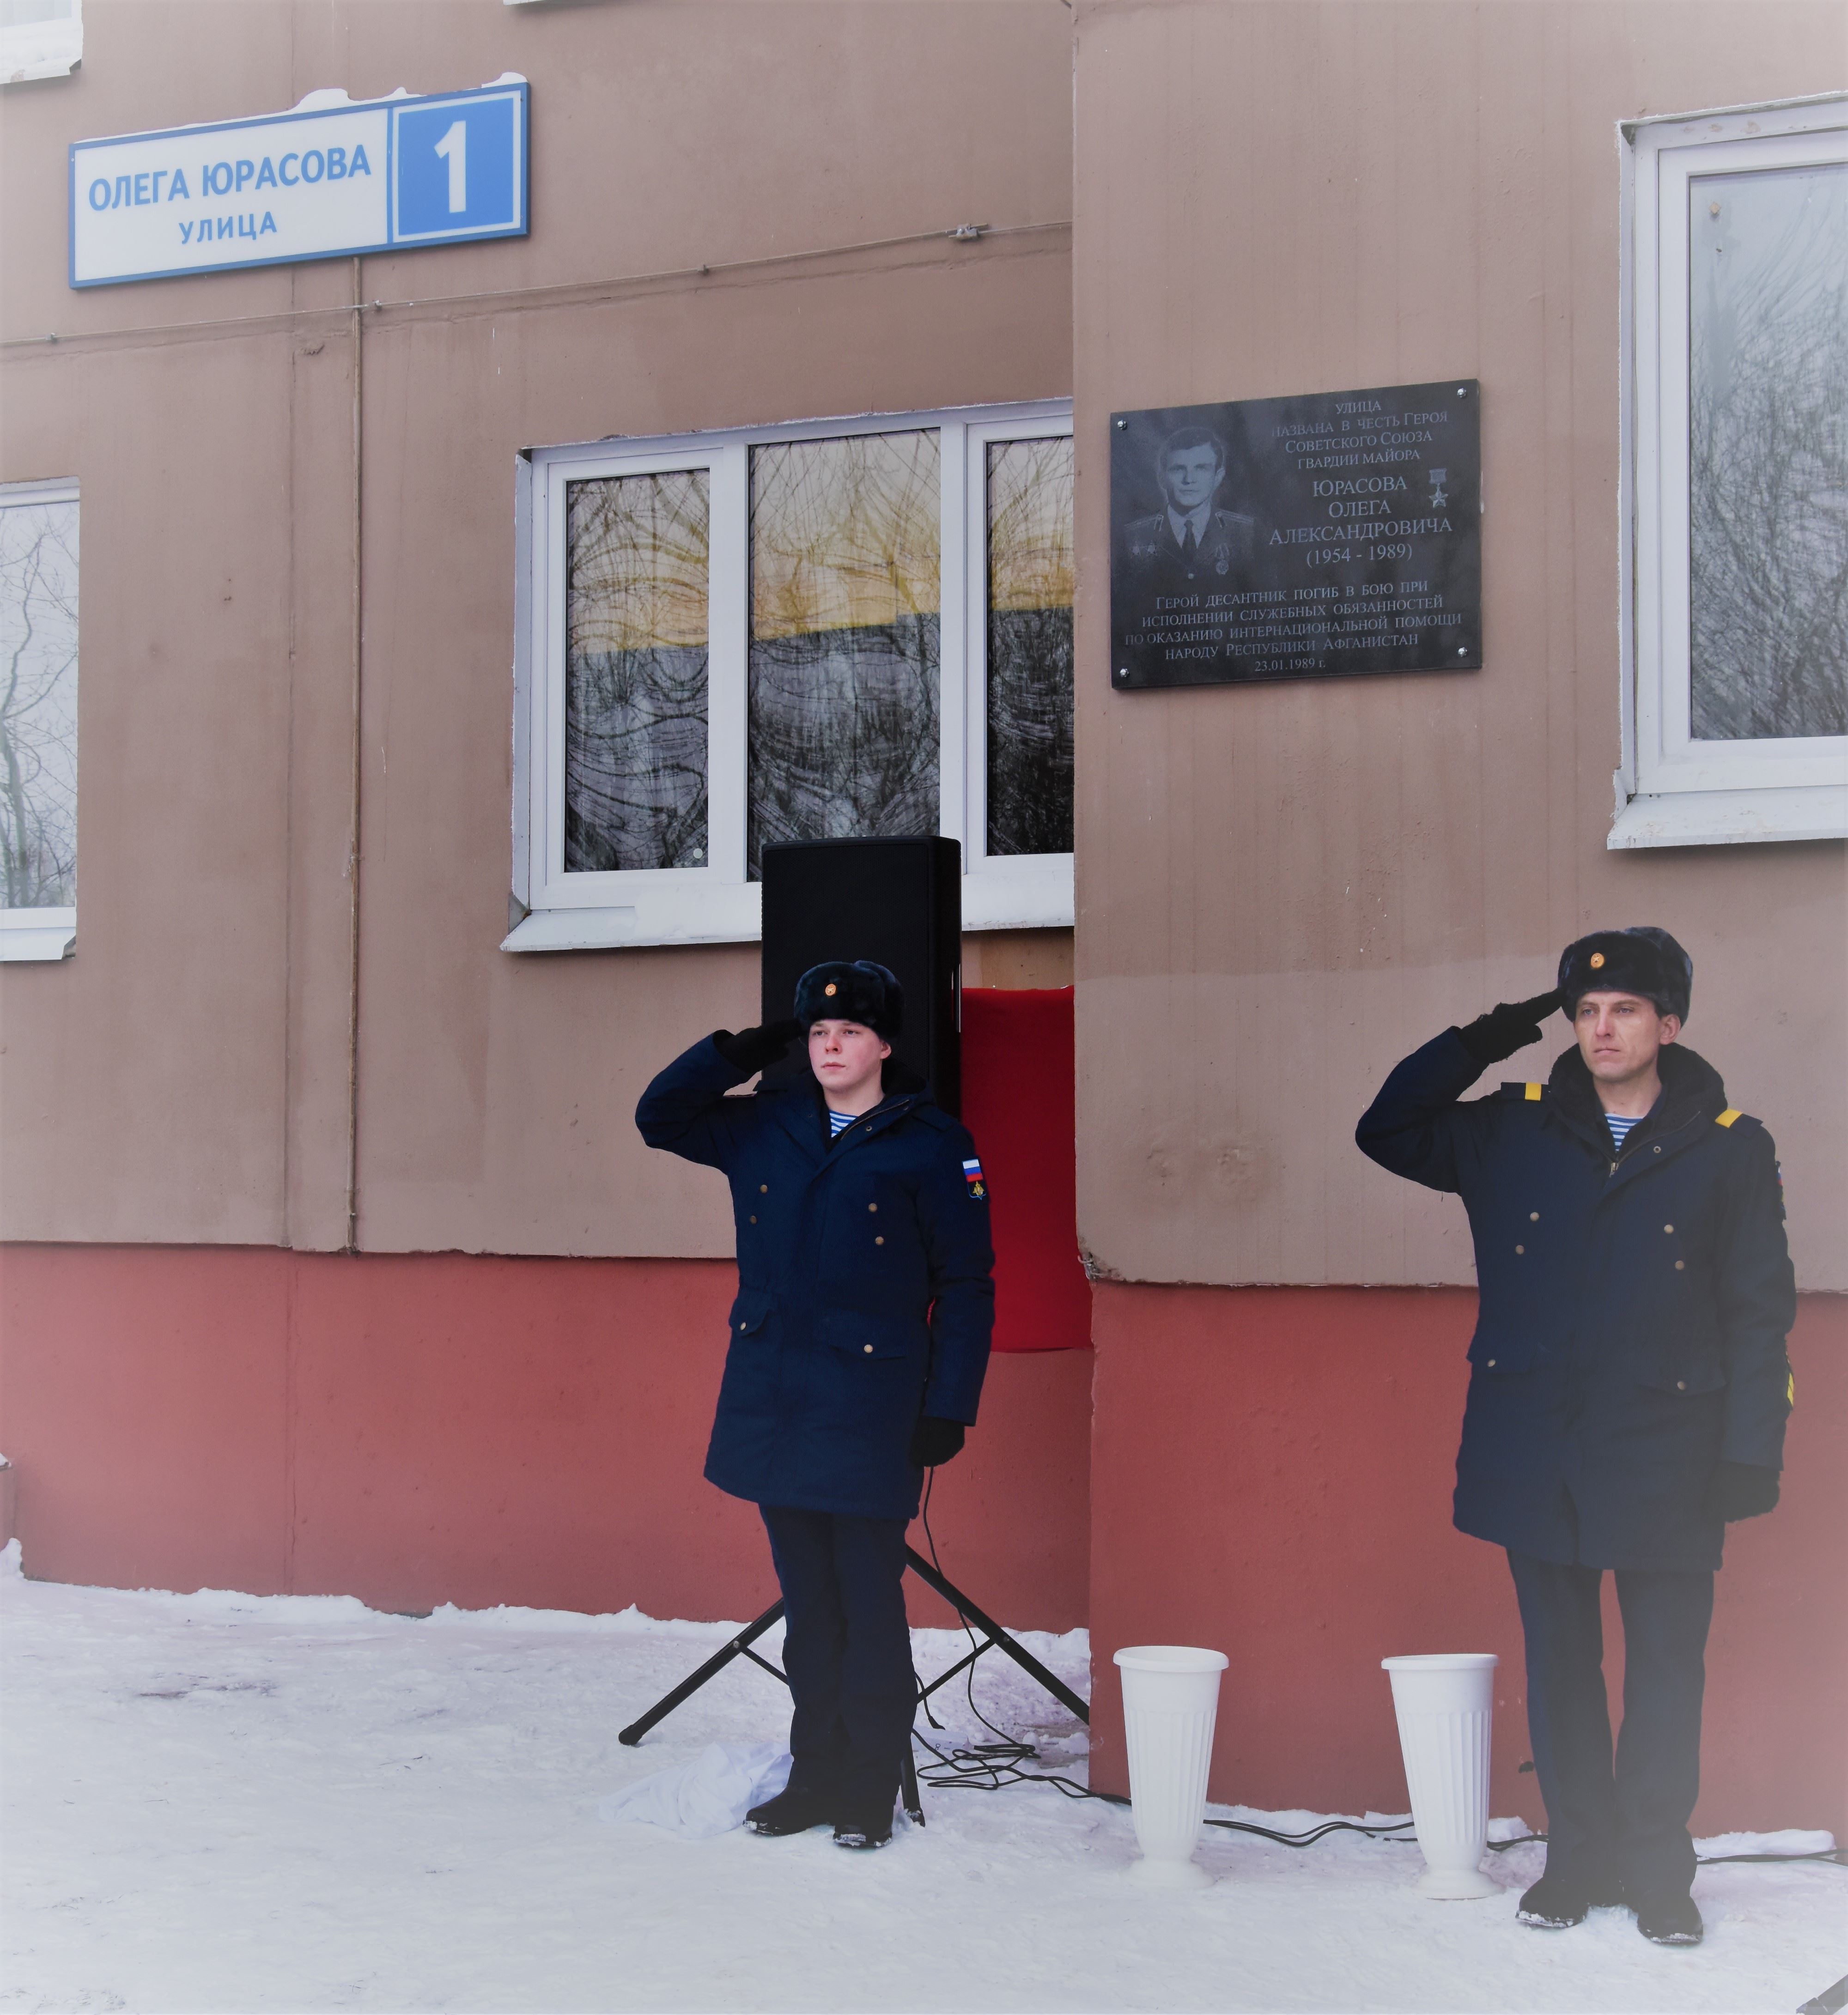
[636,959,994,1850]
[1357,929,1795,1948]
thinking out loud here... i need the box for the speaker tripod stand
[617,1547,1091,1825]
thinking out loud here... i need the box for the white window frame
[0,476,78,963]
[1,0,81,85]
[1615,95,1848,849]
[955,411,1076,930]
[505,399,1074,951]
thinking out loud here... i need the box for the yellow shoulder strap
[1716,1107,1742,1128]
[1524,1083,1543,1102]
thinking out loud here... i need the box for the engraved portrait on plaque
[1109,380,1481,689]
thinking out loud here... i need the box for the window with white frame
[507,401,1074,948]
[0,479,79,962]
[1618,97,1847,848]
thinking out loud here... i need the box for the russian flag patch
[962,1157,987,1200]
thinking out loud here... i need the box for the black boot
[744,1781,834,1838]
[1634,1893,1703,1947]
[832,1803,895,1851]
[1516,1866,1625,1929]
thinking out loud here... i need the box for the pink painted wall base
[1087,1283,1847,1840]
[0,1246,1091,1633]
[3,1248,1840,1837]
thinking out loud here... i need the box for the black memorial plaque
[1109,379,1480,689]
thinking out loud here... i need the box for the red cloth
[960,988,1093,1353]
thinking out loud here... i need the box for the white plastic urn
[1113,1645,1229,1888]
[1380,1653,1500,1899]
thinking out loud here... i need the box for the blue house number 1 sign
[390,89,523,244]
[70,78,529,288]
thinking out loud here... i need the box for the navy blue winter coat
[1357,1030,1795,1572]
[637,1037,995,1521]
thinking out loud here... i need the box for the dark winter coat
[1356,1030,1795,1571]
[637,1037,995,1522]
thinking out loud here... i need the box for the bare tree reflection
[748,433,940,879]
[0,500,79,909]
[565,470,709,872]
[987,437,1075,855]
[1690,163,1847,740]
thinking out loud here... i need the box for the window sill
[0,910,76,961]
[2,30,81,83]
[1609,784,1847,850]
[502,884,761,952]
[963,854,1074,931]
[502,856,1074,951]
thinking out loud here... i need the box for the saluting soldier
[1356,929,1795,1948]
[636,960,994,1851]
[1119,424,1259,595]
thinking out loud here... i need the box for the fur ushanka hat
[793,960,905,1040]
[1557,927,1693,1022]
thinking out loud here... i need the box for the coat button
[1486,1359,1496,1368]
[1664,1224,1674,1234]
[1676,1379,1687,1391]
[749,1215,757,1225]
[1515,1244,1525,1255]
[868,1202,878,1213]
[739,1322,748,1331]
[875,1236,884,1245]
[1530,1212,1540,1221]
[1653,1145,1661,1153]
[760,1184,769,1193]
[863,1344,874,1355]
[1675,1260,1685,1271]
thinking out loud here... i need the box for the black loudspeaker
[760,837,963,1117]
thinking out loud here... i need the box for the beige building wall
[1070,0,1847,1292]
[0,1,1074,1255]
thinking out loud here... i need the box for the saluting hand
[1455,990,1564,1067]
[713,1020,803,1075]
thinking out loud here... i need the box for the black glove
[908,1416,967,1469]
[1710,1461,1780,1522]
[713,1020,802,1075]
[1454,990,1564,1067]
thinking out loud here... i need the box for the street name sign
[69,78,529,288]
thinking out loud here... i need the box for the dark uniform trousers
[1509,1548,1715,1901]
[761,1505,917,1813]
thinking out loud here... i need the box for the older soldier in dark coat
[1119,424,1259,594]
[1357,928,1794,1948]
[636,959,994,1851]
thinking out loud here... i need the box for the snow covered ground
[3,1540,1842,2015]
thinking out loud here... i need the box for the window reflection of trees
[0,500,79,910]
[565,471,709,872]
[987,438,1074,855]
[1690,162,1848,740]
[748,432,940,880]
